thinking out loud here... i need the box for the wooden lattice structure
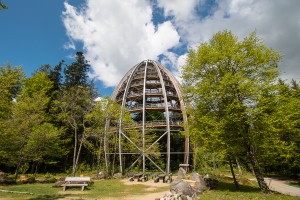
[111,60,189,174]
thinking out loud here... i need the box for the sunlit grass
[0,177,298,200]
[200,176,299,200]
[0,179,168,200]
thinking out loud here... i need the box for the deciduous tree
[182,30,281,193]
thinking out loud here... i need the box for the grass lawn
[288,182,300,188]
[0,179,168,200]
[200,177,300,200]
[0,178,299,200]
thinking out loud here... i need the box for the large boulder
[36,178,57,183]
[0,172,16,185]
[189,172,201,182]
[194,180,207,194]
[177,167,186,179]
[170,179,196,197]
[189,172,207,193]
[0,171,8,178]
[95,171,108,179]
[113,173,123,179]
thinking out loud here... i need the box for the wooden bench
[128,173,148,182]
[61,177,91,191]
[153,173,172,183]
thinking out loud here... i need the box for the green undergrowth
[288,182,300,188]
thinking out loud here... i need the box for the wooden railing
[126,103,180,110]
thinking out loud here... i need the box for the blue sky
[1,0,300,97]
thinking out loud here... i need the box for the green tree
[259,79,300,176]
[0,64,24,169]
[53,51,98,176]
[0,64,24,120]
[54,85,97,176]
[0,0,8,9]
[6,72,63,178]
[64,52,90,88]
[37,61,64,92]
[182,30,281,193]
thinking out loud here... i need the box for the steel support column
[151,61,171,174]
[142,61,148,174]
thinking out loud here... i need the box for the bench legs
[63,185,86,191]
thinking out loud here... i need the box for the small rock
[53,180,65,187]
[165,191,172,197]
[127,172,134,178]
[178,167,186,179]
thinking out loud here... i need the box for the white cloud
[62,0,180,87]
[63,0,300,87]
[158,0,300,81]
[160,51,187,83]
[63,41,76,50]
[157,0,198,21]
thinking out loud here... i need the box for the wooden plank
[65,177,90,182]
[61,184,88,186]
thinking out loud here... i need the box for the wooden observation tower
[111,60,189,175]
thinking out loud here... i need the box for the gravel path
[264,178,300,197]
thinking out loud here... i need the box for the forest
[0,52,131,179]
[0,31,299,194]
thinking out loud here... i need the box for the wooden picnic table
[61,177,91,191]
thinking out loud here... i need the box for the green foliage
[5,73,64,175]
[37,61,63,92]
[64,52,90,88]
[0,64,24,162]
[258,79,300,176]
[0,1,8,9]
[0,64,24,119]
[182,30,282,192]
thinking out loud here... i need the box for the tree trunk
[112,133,117,175]
[96,138,103,174]
[104,118,111,172]
[229,156,239,190]
[193,144,197,171]
[213,154,216,175]
[248,146,270,193]
[74,134,85,175]
[15,160,22,180]
[34,162,39,177]
[15,144,25,180]
[72,127,78,176]
[235,157,243,175]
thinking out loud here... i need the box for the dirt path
[57,180,170,200]
[264,178,300,197]
[121,179,169,200]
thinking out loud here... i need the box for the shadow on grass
[212,178,261,193]
[28,194,68,200]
